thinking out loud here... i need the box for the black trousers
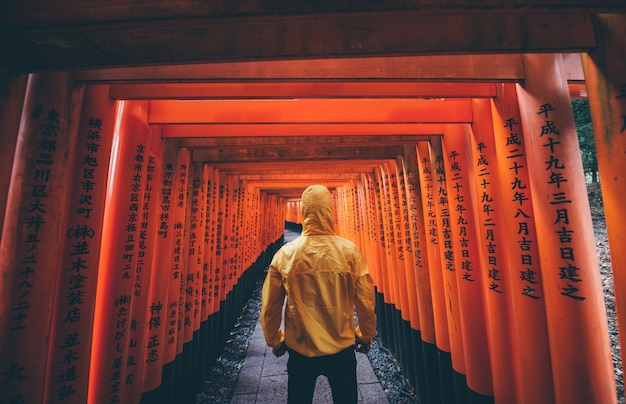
[286,346,357,404]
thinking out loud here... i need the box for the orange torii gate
[1,44,626,404]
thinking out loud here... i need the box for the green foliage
[572,99,598,183]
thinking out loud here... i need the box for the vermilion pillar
[581,13,626,376]
[126,124,164,403]
[361,173,385,293]
[470,98,516,402]
[441,124,493,397]
[205,166,220,318]
[44,84,116,404]
[416,141,450,352]
[143,139,181,393]
[163,148,190,365]
[517,53,616,403]
[375,165,398,309]
[88,100,151,403]
[389,160,414,326]
[200,164,213,323]
[491,83,554,403]
[0,72,83,403]
[401,155,425,331]
[175,154,191,355]
[429,137,466,375]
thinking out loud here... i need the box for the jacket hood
[301,184,335,236]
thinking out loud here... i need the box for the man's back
[261,184,376,358]
[260,184,377,404]
[273,233,369,357]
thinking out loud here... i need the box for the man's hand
[272,342,288,357]
[355,340,371,354]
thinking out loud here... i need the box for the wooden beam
[77,55,526,83]
[250,180,358,195]
[111,81,497,99]
[178,135,434,148]
[164,125,442,139]
[2,1,623,31]
[148,99,472,124]
[193,145,403,162]
[5,12,596,72]
[209,159,392,170]
[239,173,362,180]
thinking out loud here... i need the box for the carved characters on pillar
[502,117,542,301]
[537,103,585,301]
[434,154,454,272]
[474,141,503,294]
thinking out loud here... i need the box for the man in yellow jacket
[261,184,377,404]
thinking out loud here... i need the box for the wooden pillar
[491,83,554,403]
[375,165,398,309]
[44,84,116,404]
[88,100,151,403]
[416,141,450,352]
[163,148,190,365]
[205,166,220,319]
[389,160,413,325]
[429,137,466,376]
[581,13,626,375]
[361,172,386,294]
[469,98,517,402]
[142,139,181,394]
[517,53,616,403]
[0,73,27,243]
[201,164,214,324]
[399,151,434,340]
[0,72,83,403]
[441,124,493,397]
[125,124,163,402]
[188,161,206,336]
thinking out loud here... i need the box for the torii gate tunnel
[1,4,626,404]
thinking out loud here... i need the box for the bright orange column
[88,100,152,403]
[216,172,230,304]
[517,53,616,403]
[183,162,204,344]
[142,139,181,393]
[44,84,116,404]
[361,173,386,294]
[222,174,236,300]
[125,122,164,403]
[388,160,413,325]
[395,157,420,331]
[428,137,466,375]
[205,167,220,317]
[581,13,626,378]
[0,72,83,403]
[375,164,400,311]
[401,147,435,343]
[230,177,243,288]
[469,98,517,402]
[491,83,554,403]
[441,124,493,397]
[416,141,449,352]
[179,162,194,348]
[200,164,213,323]
[163,148,190,364]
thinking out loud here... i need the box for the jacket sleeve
[353,249,377,344]
[260,255,286,349]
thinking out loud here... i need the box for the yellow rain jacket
[261,184,377,357]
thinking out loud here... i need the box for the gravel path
[194,280,417,404]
